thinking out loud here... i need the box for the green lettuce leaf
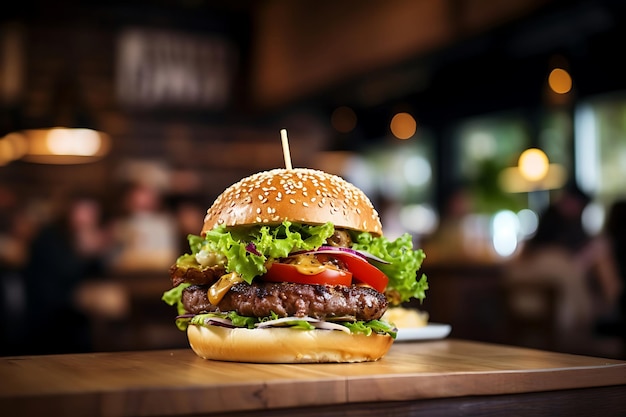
[174,222,428,302]
[186,311,395,336]
[342,319,398,338]
[181,221,335,284]
[351,231,428,305]
[190,311,258,329]
[161,282,191,316]
[161,283,191,330]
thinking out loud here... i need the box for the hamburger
[162,168,428,363]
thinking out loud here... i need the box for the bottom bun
[187,324,394,363]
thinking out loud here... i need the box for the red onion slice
[205,317,237,327]
[293,246,390,264]
[309,321,351,333]
[255,316,318,328]
[245,242,262,256]
[255,316,351,333]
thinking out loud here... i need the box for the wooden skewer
[280,128,293,170]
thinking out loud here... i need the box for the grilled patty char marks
[181,282,388,321]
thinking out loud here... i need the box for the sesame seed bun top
[202,168,383,235]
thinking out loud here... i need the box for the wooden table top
[1,339,625,416]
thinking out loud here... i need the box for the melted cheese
[208,272,243,305]
[289,254,327,275]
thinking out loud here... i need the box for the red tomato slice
[329,252,389,293]
[262,262,353,286]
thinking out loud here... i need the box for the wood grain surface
[1,339,625,417]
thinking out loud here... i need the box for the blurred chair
[501,280,558,351]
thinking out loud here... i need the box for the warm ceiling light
[499,163,567,193]
[0,132,28,165]
[390,112,416,139]
[20,127,111,164]
[548,68,572,94]
[47,128,102,155]
[330,106,357,133]
[518,148,549,181]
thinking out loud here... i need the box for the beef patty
[181,281,388,322]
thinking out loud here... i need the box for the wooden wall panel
[250,0,552,109]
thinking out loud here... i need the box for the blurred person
[595,200,626,342]
[19,192,112,355]
[167,195,206,255]
[505,186,622,344]
[109,182,177,271]
[0,188,39,355]
[606,200,626,314]
[421,186,477,264]
[0,187,37,270]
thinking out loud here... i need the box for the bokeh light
[548,68,572,94]
[518,148,549,181]
[331,106,357,133]
[492,210,519,257]
[390,112,416,139]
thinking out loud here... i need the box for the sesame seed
[202,168,382,234]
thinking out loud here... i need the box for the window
[575,92,626,201]
[453,111,530,213]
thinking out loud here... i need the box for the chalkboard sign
[116,28,236,110]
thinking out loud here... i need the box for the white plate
[395,323,452,342]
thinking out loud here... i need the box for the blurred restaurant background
[1,0,625,359]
